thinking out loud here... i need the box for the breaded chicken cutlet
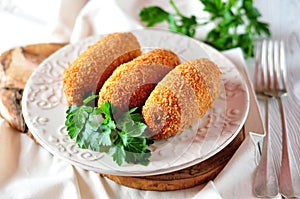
[98,48,180,114]
[63,32,141,105]
[142,58,222,140]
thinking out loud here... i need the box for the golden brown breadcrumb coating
[142,58,222,140]
[63,32,141,105]
[98,48,180,114]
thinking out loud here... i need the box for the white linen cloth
[0,0,88,53]
[1,0,299,198]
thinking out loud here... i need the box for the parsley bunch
[65,95,154,166]
[139,0,270,58]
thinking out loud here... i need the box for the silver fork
[253,39,279,197]
[253,39,300,198]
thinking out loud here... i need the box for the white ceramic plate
[22,29,249,176]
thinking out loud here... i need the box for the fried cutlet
[98,48,181,114]
[142,58,222,140]
[63,32,141,105]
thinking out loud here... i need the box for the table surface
[253,0,300,176]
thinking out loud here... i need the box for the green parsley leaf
[124,137,153,166]
[109,145,126,166]
[100,101,116,130]
[65,95,154,166]
[139,6,169,27]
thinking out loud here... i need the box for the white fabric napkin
[69,0,209,43]
[0,0,87,53]
[0,0,284,198]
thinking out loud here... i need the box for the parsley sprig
[65,95,154,166]
[139,0,271,58]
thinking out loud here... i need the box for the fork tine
[273,40,280,91]
[254,41,262,92]
[279,40,287,91]
[261,40,268,92]
[267,40,275,91]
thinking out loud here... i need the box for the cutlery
[253,39,300,198]
[271,41,300,198]
[252,39,279,197]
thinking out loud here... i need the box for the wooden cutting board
[0,43,67,133]
[0,43,245,191]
